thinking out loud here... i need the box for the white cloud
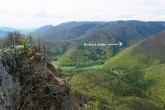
[0,0,165,28]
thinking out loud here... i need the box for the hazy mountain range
[0,30,8,36]
[0,26,36,37]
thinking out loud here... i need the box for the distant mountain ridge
[34,21,165,43]
[0,26,35,35]
[33,21,106,40]
[0,30,8,37]
[0,26,16,32]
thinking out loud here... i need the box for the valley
[1,20,165,110]
[51,61,103,72]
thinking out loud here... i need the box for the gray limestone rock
[0,50,16,110]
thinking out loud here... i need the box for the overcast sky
[0,0,165,28]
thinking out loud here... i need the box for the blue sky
[0,0,165,28]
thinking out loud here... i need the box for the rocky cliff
[0,49,72,110]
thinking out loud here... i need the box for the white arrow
[108,41,123,47]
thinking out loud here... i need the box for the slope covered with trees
[68,69,164,110]
[104,30,165,71]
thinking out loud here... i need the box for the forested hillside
[104,30,165,71]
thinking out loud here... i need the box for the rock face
[0,49,72,110]
[0,49,17,110]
